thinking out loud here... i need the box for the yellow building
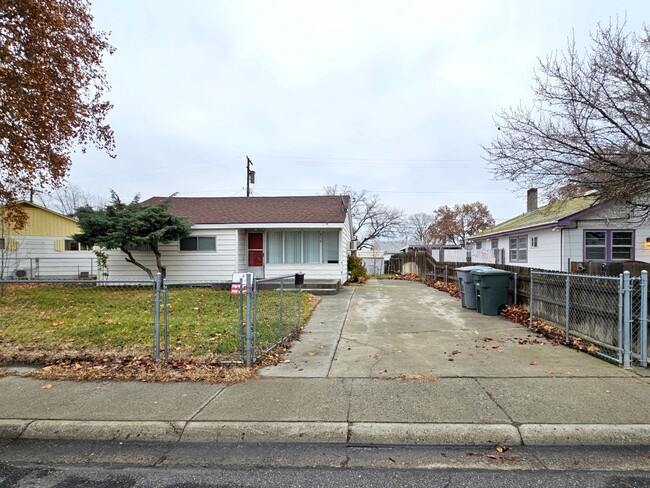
[1,201,95,279]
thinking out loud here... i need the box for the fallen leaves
[24,355,258,384]
[466,444,521,462]
[500,305,601,356]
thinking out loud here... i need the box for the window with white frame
[180,236,216,251]
[64,239,91,251]
[509,235,527,262]
[266,231,339,264]
[0,238,4,250]
[530,236,538,248]
[491,239,499,249]
[584,230,633,261]
[475,241,482,250]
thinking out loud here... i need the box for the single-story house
[468,189,650,272]
[104,195,353,283]
[0,201,95,279]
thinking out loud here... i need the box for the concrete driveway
[261,279,629,379]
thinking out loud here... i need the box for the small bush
[348,254,368,283]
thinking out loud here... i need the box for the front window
[0,238,4,250]
[509,235,527,262]
[476,241,482,250]
[266,231,340,264]
[180,236,216,251]
[584,230,634,261]
[491,239,499,249]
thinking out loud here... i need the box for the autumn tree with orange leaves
[0,0,114,228]
[428,202,494,247]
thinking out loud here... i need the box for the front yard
[0,283,318,380]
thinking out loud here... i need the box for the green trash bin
[470,269,513,316]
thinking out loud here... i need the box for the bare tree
[323,185,404,249]
[407,212,434,243]
[36,183,106,216]
[483,20,650,216]
[428,202,494,247]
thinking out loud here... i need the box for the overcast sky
[67,0,650,223]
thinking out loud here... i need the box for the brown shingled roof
[142,195,350,225]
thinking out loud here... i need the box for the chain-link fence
[530,271,648,367]
[0,279,156,354]
[250,275,303,365]
[0,273,305,367]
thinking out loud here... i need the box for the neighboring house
[468,189,650,272]
[0,201,95,279]
[357,249,385,275]
[104,195,353,283]
[431,244,466,263]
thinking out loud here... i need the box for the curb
[519,424,650,446]
[348,422,521,446]
[1,420,650,446]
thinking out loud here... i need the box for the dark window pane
[612,247,632,260]
[612,232,633,246]
[180,237,197,251]
[585,231,606,246]
[198,237,216,251]
[585,247,606,260]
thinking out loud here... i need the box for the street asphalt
[0,279,648,446]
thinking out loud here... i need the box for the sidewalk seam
[474,378,523,445]
[326,287,355,378]
[180,387,228,440]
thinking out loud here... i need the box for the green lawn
[0,283,317,362]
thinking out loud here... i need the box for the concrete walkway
[1,279,649,446]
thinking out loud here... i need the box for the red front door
[247,232,264,277]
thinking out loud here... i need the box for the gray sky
[68,0,650,223]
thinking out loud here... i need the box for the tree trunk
[119,247,154,281]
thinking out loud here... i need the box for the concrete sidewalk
[0,279,649,446]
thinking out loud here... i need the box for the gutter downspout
[560,227,564,272]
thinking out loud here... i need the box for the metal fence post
[514,273,518,304]
[253,277,258,361]
[238,277,245,361]
[163,280,169,361]
[623,271,632,368]
[279,277,284,339]
[641,270,648,367]
[618,273,624,365]
[297,280,302,332]
[245,273,252,368]
[153,273,162,360]
[444,265,448,284]
[565,274,570,343]
[529,271,534,329]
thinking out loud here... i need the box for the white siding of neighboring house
[105,229,238,281]
[1,235,95,279]
[563,207,650,268]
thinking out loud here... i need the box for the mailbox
[294,272,305,286]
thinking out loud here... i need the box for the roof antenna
[246,156,256,197]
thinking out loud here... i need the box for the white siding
[105,221,352,283]
[0,235,95,278]
[105,229,238,281]
[236,229,246,273]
